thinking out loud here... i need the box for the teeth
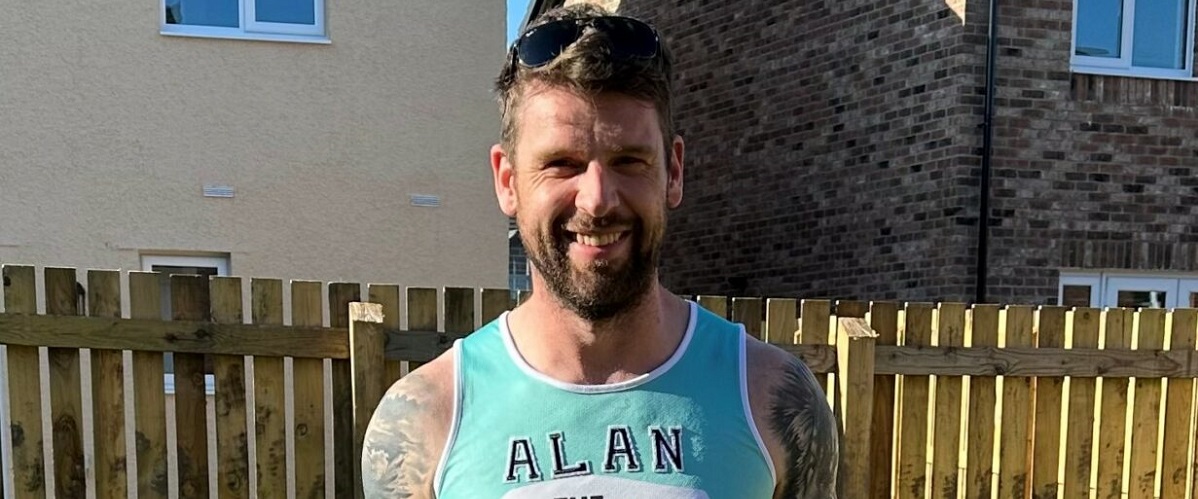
[576,232,622,247]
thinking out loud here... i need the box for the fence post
[836,316,877,499]
[350,302,386,499]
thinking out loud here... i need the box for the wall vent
[202,185,235,198]
[410,194,441,207]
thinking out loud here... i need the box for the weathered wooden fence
[1,265,1197,499]
[0,265,512,499]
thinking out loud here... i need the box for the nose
[574,161,619,218]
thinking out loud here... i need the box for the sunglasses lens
[517,21,581,67]
[593,18,658,59]
[515,17,659,68]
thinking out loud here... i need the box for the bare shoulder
[744,337,839,499]
[361,350,456,499]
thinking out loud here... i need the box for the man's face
[491,86,684,321]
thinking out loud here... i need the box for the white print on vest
[504,426,685,483]
[500,475,710,499]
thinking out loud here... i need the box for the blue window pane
[1133,0,1188,68]
[1076,0,1123,57]
[165,0,238,27]
[508,275,530,292]
[256,0,315,25]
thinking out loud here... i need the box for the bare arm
[361,366,450,498]
[747,338,839,499]
[768,357,839,499]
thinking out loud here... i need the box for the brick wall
[982,0,1198,303]
[540,0,1198,304]
[617,0,991,301]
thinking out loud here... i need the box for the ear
[666,135,684,209]
[492,143,518,217]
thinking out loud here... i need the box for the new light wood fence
[692,296,1198,499]
[1,265,1197,499]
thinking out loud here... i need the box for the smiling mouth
[569,231,624,247]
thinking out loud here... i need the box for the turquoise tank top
[434,301,777,498]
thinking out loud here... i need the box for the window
[508,226,532,295]
[142,255,228,321]
[1072,0,1197,79]
[1060,275,1100,307]
[1182,279,1198,308]
[142,254,231,395]
[1059,271,1198,308]
[162,0,327,43]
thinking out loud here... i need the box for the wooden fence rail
[2,265,1197,498]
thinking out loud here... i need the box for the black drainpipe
[976,0,1000,304]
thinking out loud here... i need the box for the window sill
[1071,65,1198,82]
[160,29,330,45]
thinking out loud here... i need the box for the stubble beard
[522,214,663,323]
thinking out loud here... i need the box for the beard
[520,211,664,322]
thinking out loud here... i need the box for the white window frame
[1180,278,1198,307]
[1071,0,1198,81]
[1102,276,1179,308]
[142,254,230,395]
[1059,274,1101,306]
[1059,271,1198,308]
[141,254,230,276]
[161,0,328,44]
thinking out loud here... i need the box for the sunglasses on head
[512,15,660,68]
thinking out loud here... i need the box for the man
[361,4,838,498]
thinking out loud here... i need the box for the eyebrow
[608,144,659,157]
[533,144,659,161]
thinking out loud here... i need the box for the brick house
[520,0,1198,308]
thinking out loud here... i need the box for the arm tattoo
[361,374,436,498]
[770,359,839,499]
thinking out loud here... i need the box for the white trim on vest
[498,301,699,394]
[739,326,779,485]
[433,339,465,497]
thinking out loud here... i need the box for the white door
[1103,277,1178,309]
[1180,279,1198,309]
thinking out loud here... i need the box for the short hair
[495,4,675,156]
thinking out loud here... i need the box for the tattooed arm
[746,338,840,499]
[361,355,454,498]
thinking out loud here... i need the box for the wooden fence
[1,265,1196,499]
[694,296,1198,499]
[0,265,513,499]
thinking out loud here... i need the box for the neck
[506,283,690,386]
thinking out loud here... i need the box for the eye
[544,158,582,170]
[612,156,649,167]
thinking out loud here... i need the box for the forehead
[513,85,663,154]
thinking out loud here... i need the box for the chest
[438,396,772,498]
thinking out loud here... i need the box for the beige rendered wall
[0,0,508,291]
